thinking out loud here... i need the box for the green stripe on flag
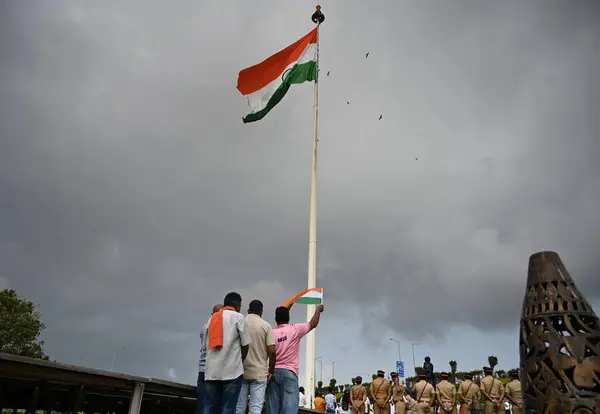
[295,297,322,304]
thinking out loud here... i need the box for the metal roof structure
[0,353,195,414]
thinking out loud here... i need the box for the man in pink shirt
[265,304,324,414]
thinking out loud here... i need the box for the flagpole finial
[311,5,324,24]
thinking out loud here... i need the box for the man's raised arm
[309,304,325,330]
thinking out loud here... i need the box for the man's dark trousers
[204,375,243,414]
[197,371,206,414]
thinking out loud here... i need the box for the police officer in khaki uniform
[435,372,456,414]
[413,372,435,414]
[480,367,504,414]
[457,373,480,414]
[350,376,368,414]
[370,370,391,414]
[504,370,522,414]
[390,372,405,414]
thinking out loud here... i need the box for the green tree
[449,360,458,383]
[0,289,48,359]
[488,356,498,372]
[372,373,377,380]
[496,369,506,378]
[318,380,323,390]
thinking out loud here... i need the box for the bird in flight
[327,71,330,76]
[365,52,370,59]
[378,114,383,120]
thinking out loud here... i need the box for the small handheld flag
[281,287,323,310]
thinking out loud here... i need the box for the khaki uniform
[351,385,367,414]
[391,382,406,414]
[504,379,522,414]
[413,380,435,414]
[435,380,456,414]
[457,380,480,414]
[480,376,504,414]
[370,377,391,414]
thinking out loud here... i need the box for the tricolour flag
[237,27,318,123]
[281,287,323,310]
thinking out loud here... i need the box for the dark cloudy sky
[1,0,599,385]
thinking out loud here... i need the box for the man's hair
[299,387,305,393]
[223,292,242,308]
[248,299,263,314]
[275,306,290,325]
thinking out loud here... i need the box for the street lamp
[110,347,124,372]
[389,338,402,361]
[314,357,323,387]
[332,360,339,381]
[411,343,420,375]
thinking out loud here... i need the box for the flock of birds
[319,52,419,161]
[322,52,383,120]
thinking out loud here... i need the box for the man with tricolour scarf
[203,292,252,414]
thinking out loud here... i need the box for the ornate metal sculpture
[311,5,325,24]
[520,251,600,413]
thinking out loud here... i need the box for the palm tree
[449,361,458,383]
[488,356,498,372]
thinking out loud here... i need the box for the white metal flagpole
[304,5,324,408]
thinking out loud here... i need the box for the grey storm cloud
[1,0,599,382]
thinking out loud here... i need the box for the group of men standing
[196,291,325,414]
[348,367,522,414]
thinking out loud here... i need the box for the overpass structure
[0,353,195,414]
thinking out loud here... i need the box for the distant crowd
[196,291,325,414]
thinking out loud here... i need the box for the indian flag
[237,27,318,123]
[281,287,323,309]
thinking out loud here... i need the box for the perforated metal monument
[520,251,600,413]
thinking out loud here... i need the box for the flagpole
[304,5,324,408]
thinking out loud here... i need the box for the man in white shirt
[299,387,306,408]
[203,292,252,414]
[236,300,276,414]
[197,304,222,414]
[325,388,337,413]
